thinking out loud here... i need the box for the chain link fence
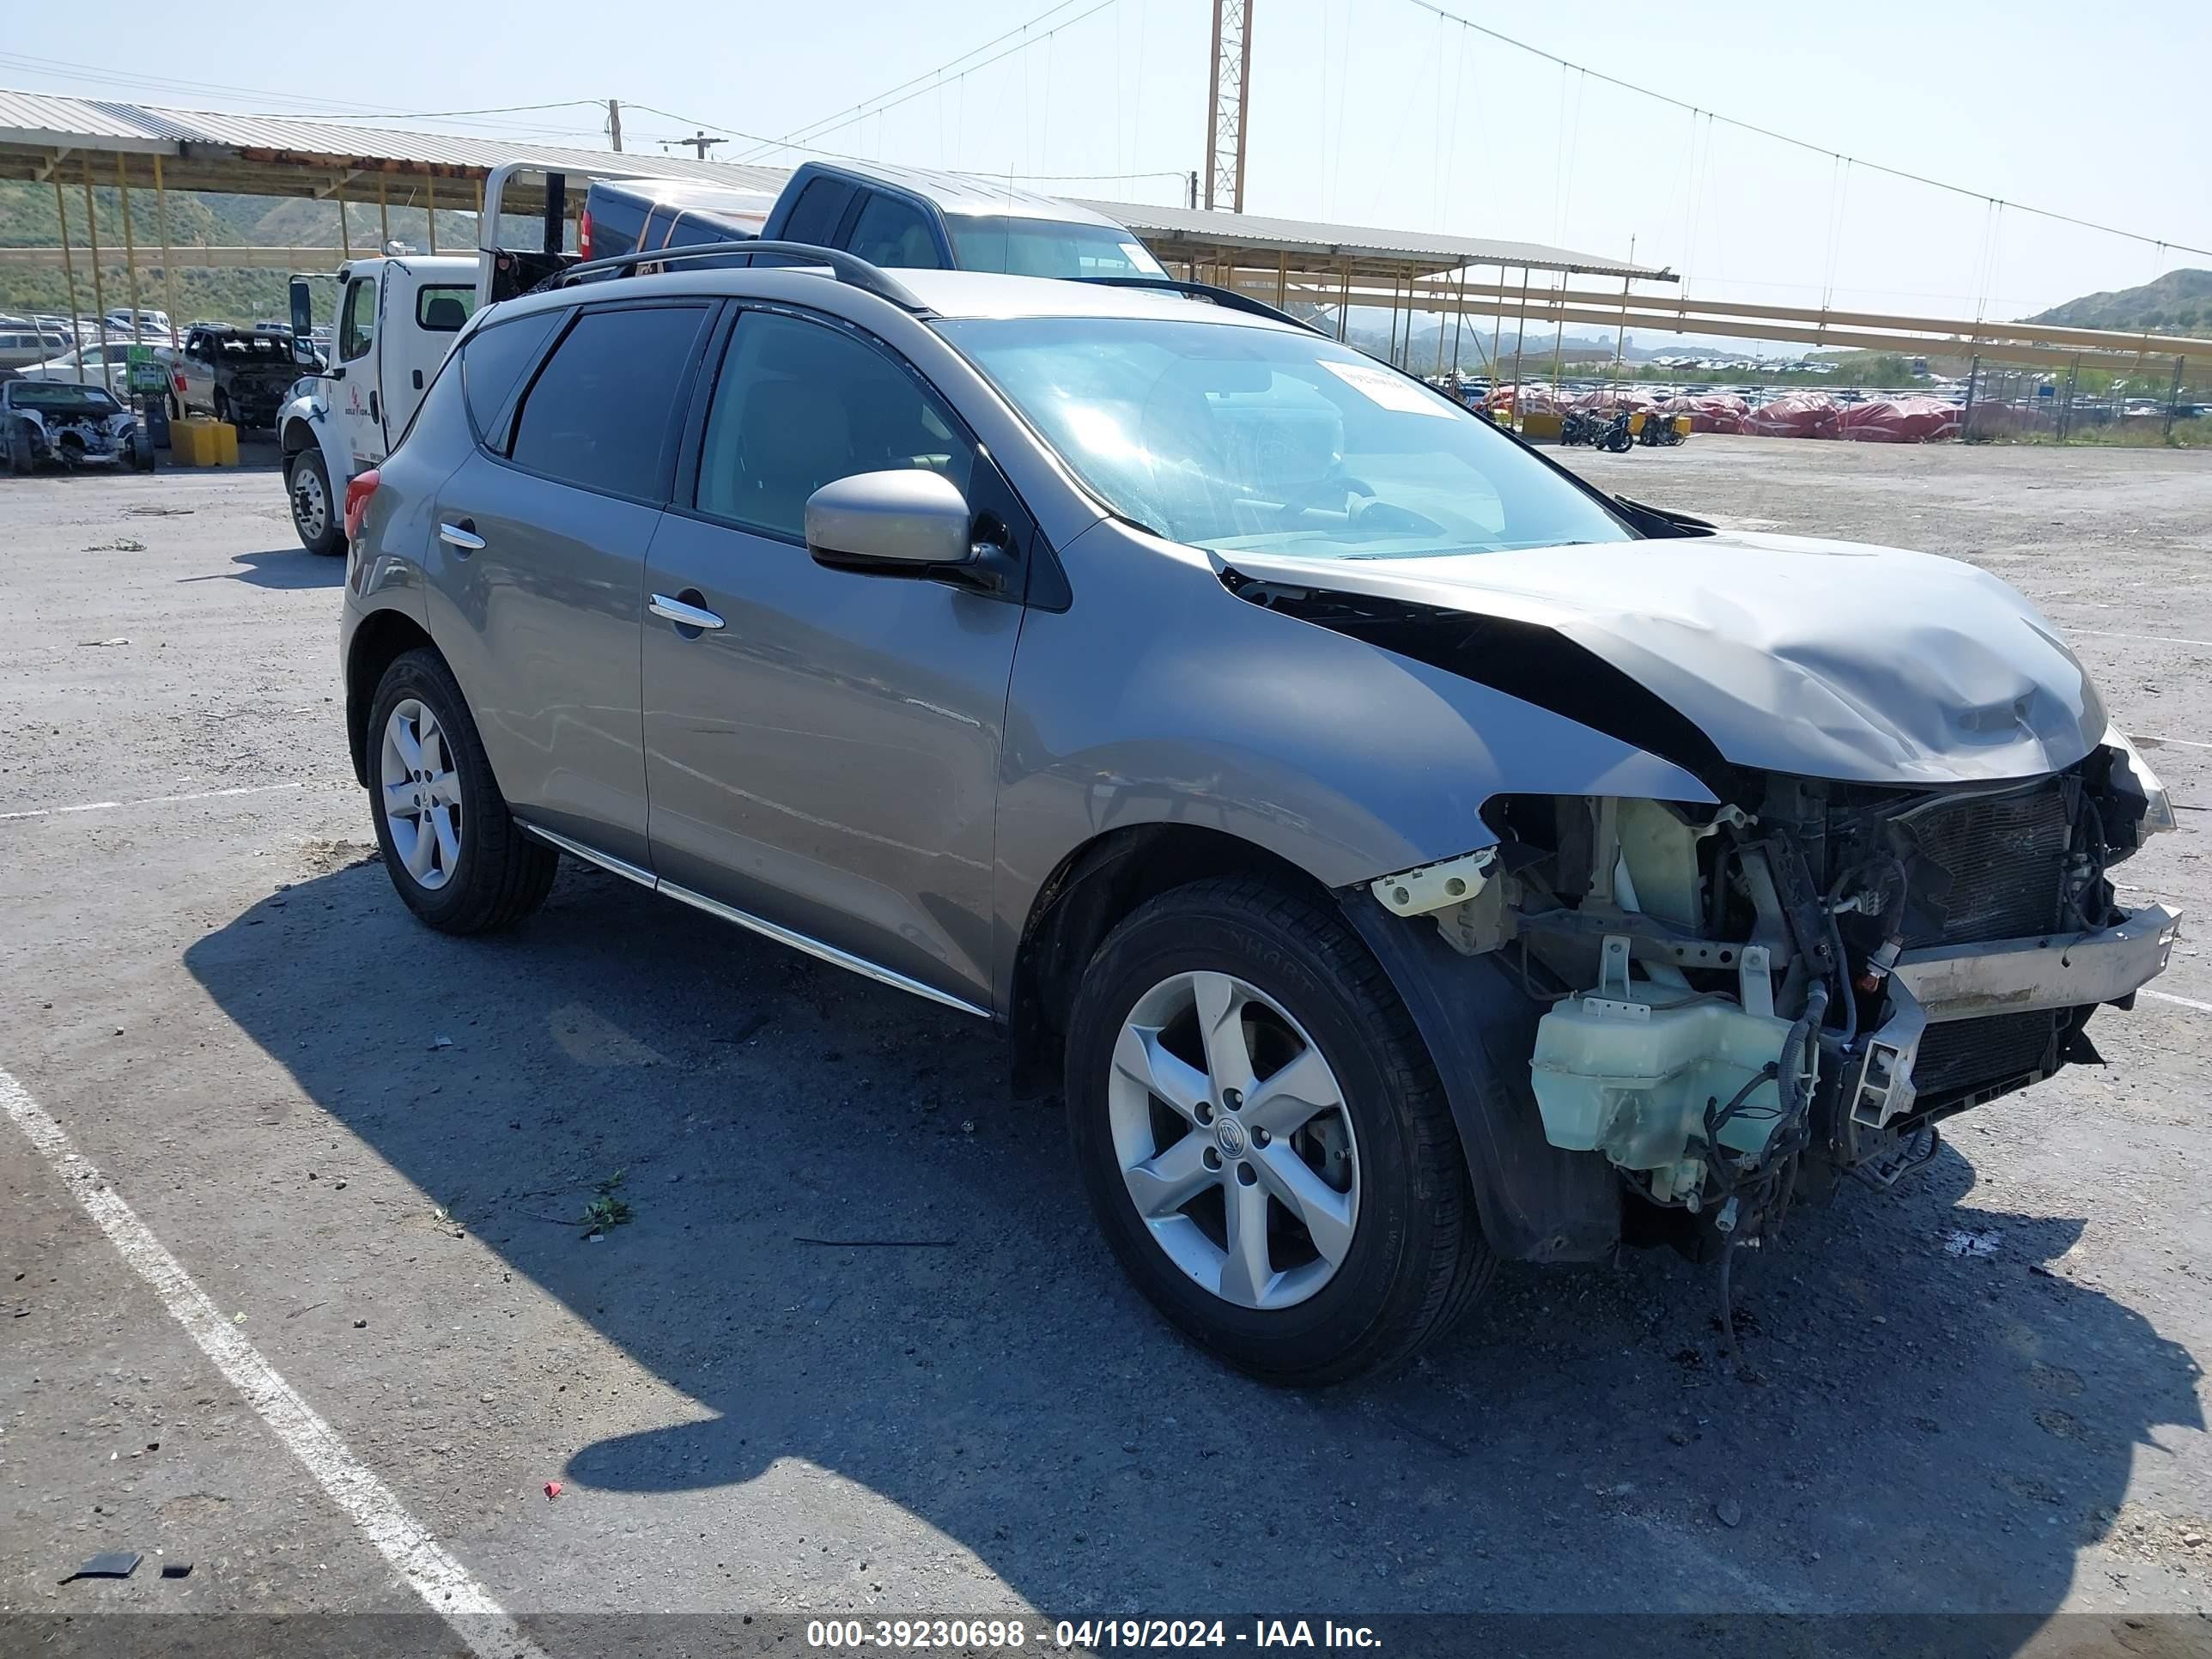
[1961,354,2209,444]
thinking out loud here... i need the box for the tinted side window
[507,305,707,500]
[459,311,562,449]
[780,177,854,246]
[584,188,646,260]
[844,191,942,269]
[338,276,376,362]
[695,310,973,540]
[416,285,478,331]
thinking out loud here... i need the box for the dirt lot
[2,436,2209,1656]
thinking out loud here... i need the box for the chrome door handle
[438,522,486,550]
[649,593,726,631]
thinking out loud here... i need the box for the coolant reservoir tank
[1529,937,1796,1191]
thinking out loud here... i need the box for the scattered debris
[160,1561,192,1579]
[544,1481,562,1501]
[353,1318,368,1329]
[77,637,131,648]
[83,537,146,552]
[1944,1229,2003,1258]
[428,1036,453,1051]
[125,503,193,516]
[580,1171,633,1239]
[59,1551,141,1583]
[1716,1498,1743,1528]
[793,1237,957,1249]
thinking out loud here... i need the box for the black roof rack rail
[535,240,931,313]
[1072,276,1325,334]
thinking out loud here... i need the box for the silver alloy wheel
[1106,970,1361,1310]
[291,460,328,543]
[380,698,463,891]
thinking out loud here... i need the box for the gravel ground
[1,437,2209,1656]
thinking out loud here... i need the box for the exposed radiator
[1902,784,2070,946]
[1912,1010,2060,1102]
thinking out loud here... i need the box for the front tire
[1065,878,1491,1385]
[288,448,346,556]
[366,649,557,934]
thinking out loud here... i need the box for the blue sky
[7,0,2207,318]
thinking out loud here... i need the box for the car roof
[496,265,1304,334]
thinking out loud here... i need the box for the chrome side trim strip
[518,821,992,1021]
[655,877,992,1019]
[520,822,656,889]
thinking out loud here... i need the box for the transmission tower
[1204,0,1253,211]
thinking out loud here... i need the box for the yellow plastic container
[172,418,239,466]
[1519,410,1564,441]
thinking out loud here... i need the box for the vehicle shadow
[175,548,343,590]
[183,856,2203,1636]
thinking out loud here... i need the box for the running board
[518,821,993,1021]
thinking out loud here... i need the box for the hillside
[0,180,478,324]
[2028,269,2212,335]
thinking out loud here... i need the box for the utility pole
[665,131,725,161]
[608,99,623,153]
[1203,0,1253,211]
[1188,170,1199,210]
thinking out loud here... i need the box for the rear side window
[781,177,854,246]
[416,285,478,331]
[459,311,562,448]
[507,304,707,500]
[844,191,941,269]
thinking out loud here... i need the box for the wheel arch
[1012,820,1624,1266]
[344,608,439,787]
[1007,823,1342,1098]
[279,415,318,460]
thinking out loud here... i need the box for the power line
[1403,0,2212,261]
[743,0,1108,161]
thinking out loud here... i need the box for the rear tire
[288,448,346,556]
[7,423,31,476]
[366,648,557,935]
[1065,877,1490,1385]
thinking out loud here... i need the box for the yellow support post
[115,153,146,348]
[154,155,179,349]
[52,176,85,384]
[337,173,351,256]
[379,176,390,249]
[426,173,438,253]
[81,155,107,380]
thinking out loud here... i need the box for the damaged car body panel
[1213,532,2107,787]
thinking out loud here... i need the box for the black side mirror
[289,277,313,341]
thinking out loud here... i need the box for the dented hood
[1219,531,2106,786]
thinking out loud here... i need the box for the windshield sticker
[1120,241,1164,274]
[1320,359,1455,417]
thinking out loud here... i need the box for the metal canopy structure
[0,89,787,210]
[1076,198,1674,284]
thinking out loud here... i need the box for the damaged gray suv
[339,246,2179,1383]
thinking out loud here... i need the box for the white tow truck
[276,163,630,554]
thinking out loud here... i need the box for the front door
[331,270,383,474]
[642,307,1024,1009]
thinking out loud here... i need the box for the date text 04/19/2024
[805,1620,1383,1650]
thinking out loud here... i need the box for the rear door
[640,305,1026,1007]
[422,300,713,871]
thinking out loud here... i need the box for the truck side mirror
[289,277,313,344]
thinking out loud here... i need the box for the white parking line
[2133,734,2212,752]
[2146,988,2212,1016]
[2069,626,2212,651]
[0,781,313,823]
[0,1067,544,1659]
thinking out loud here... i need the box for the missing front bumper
[1849,902,2180,1130]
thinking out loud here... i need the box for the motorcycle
[1559,408,1602,447]
[1595,410,1635,453]
[1632,408,1689,447]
